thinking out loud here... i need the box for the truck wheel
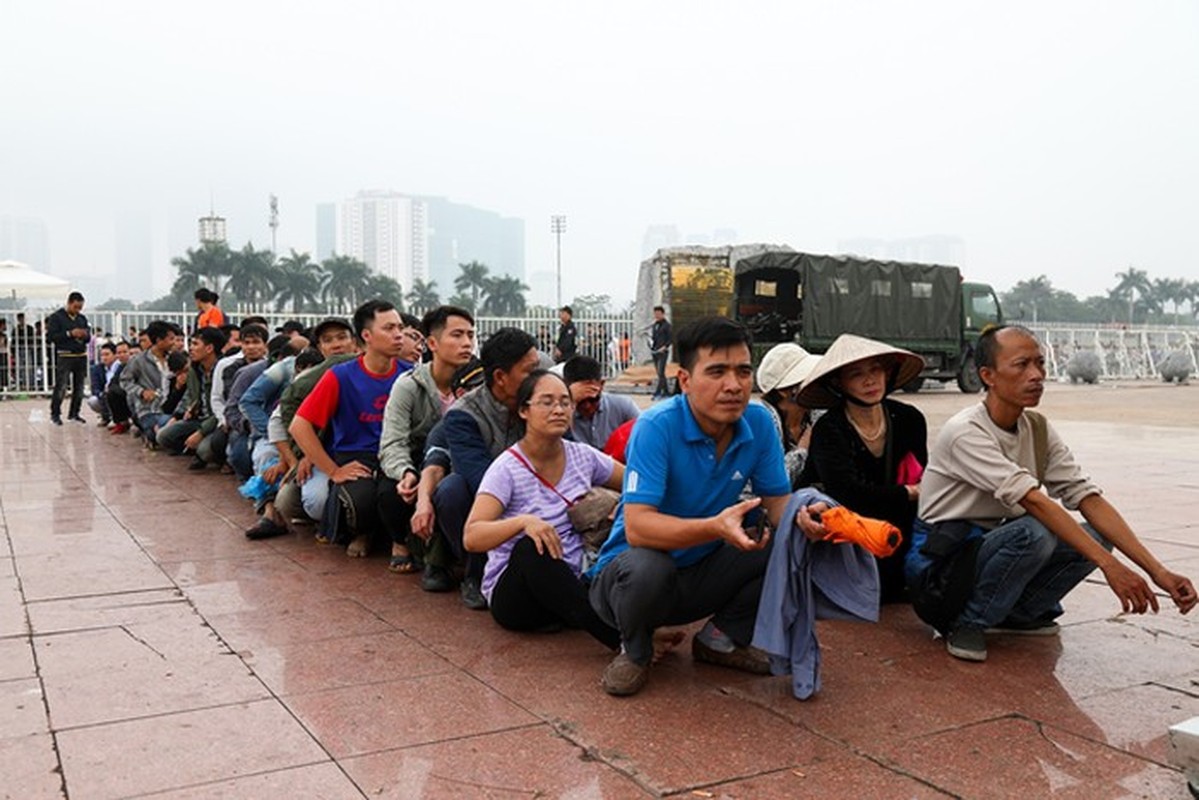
[957,359,983,394]
[901,377,925,393]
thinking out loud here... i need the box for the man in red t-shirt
[290,299,412,558]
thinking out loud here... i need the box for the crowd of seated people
[58,299,1194,699]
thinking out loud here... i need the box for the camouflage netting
[1066,350,1102,384]
[1159,349,1194,383]
[632,244,792,363]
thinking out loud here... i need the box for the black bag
[910,521,984,636]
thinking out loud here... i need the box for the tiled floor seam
[719,682,970,797]
[1151,678,1199,700]
[2,507,69,799]
[439,657,671,795]
[6,427,358,798]
[1036,713,1191,773]
[324,720,551,761]
[120,758,362,800]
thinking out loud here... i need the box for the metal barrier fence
[1029,326,1199,380]
[3,307,1195,397]
[0,307,642,397]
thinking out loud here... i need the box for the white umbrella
[0,260,71,300]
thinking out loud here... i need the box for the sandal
[388,553,422,573]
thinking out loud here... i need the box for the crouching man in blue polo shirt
[587,317,827,696]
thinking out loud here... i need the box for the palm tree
[321,254,371,312]
[1152,277,1187,325]
[274,250,323,312]
[1184,280,1199,321]
[363,274,405,308]
[1112,267,1153,324]
[1002,275,1055,323]
[454,261,491,312]
[171,242,234,303]
[405,278,440,312]
[482,275,529,316]
[226,243,278,308]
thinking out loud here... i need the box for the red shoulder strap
[507,447,577,508]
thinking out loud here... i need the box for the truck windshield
[969,292,1000,329]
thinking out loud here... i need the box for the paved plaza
[1,382,1197,798]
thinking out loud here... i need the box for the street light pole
[551,215,566,308]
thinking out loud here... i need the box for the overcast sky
[2,0,1197,304]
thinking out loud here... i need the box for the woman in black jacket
[797,334,928,603]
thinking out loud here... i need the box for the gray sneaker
[946,626,987,662]
[602,652,650,696]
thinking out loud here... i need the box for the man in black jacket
[650,305,672,399]
[46,291,90,425]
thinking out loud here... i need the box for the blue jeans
[957,516,1112,629]
[226,429,252,481]
[433,473,483,581]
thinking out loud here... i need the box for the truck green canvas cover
[733,252,962,351]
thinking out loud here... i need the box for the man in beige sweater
[912,325,1195,662]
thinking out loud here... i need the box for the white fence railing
[0,307,641,396]
[1029,326,1199,380]
[3,308,1194,397]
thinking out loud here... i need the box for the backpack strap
[1025,410,1049,483]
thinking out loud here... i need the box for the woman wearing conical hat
[755,342,823,489]
[797,334,928,603]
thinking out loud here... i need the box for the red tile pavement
[1,389,1197,798]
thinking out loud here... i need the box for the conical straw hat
[795,334,925,409]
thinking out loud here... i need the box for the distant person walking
[554,306,577,363]
[194,288,226,331]
[650,305,672,399]
[46,291,91,425]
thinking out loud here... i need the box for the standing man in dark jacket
[650,305,672,400]
[46,291,90,425]
[554,306,577,363]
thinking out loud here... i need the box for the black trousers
[491,537,620,649]
[330,451,413,547]
[589,542,770,666]
[106,385,131,424]
[50,356,87,419]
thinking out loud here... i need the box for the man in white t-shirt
[911,325,1195,662]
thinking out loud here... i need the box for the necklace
[848,411,887,442]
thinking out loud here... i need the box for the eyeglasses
[527,397,573,410]
[401,331,424,343]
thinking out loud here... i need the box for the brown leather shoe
[691,637,772,675]
[602,652,650,696]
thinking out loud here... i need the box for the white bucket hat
[796,334,925,409]
[757,343,822,395]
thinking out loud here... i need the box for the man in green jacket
[379,305,476,576]
[155,327,226,467]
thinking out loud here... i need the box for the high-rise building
[315,203,337,261]
[0,215,51,272]
[114,211,154,302]
[417,195,524,291]
[339,191,428,288]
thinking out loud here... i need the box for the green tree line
[1002,267,1199,325]
[116,244,529,316]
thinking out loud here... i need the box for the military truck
[633,247,1002,393]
